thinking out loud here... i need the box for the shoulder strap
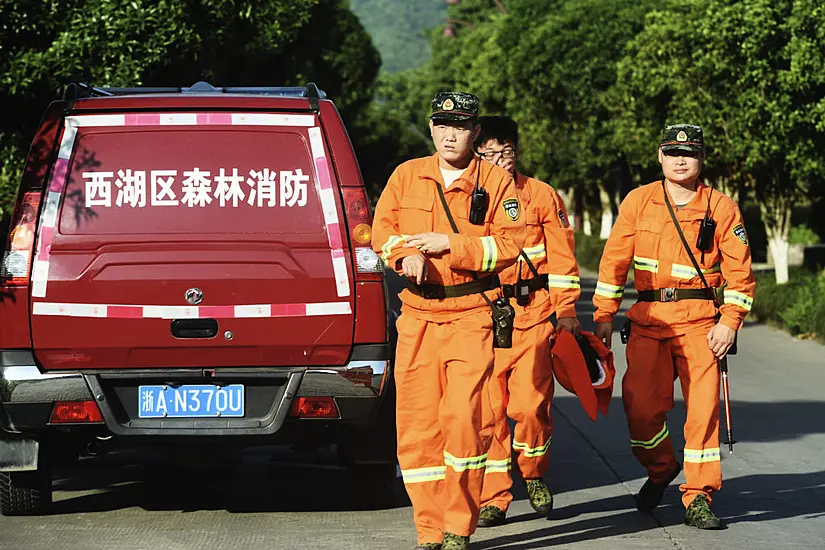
[434,180,461,234]
[519,250,540,278]
[433,179,497,308]
[661,182,720,308]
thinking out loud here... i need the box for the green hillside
[351,0,447,72]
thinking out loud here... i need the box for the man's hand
[707,323,736,359]
[401,254,428,285]
[595,321,613,349]
[557,317,582,338]
[404,233,451,255]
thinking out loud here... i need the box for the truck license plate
[137,384,245,418]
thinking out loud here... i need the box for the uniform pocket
[399,194,434,234]
[634,219,661,280]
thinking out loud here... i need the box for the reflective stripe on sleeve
[547,274,581,289]
[522,243,546,261]
[595,281,624,299]
[724,289,753,311]
[633,255,659,273]
[381,235,406,263]
[481,236,499,272]
[671,262,721,279]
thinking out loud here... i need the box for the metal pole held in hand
[719,357,737,454]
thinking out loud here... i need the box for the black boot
[477,505,507,527]
[635,463,682,512]
[684,494,722,530]
[525,479,554,515]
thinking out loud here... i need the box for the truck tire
[0,446,53,516]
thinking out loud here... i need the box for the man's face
[478,138,517,175]
[658,148,704,184]
[429,119,480,164]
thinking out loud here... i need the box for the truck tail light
[289,397,339,419]
[50,401,104,424]
[341,187,383,282]
[2,191,42,287]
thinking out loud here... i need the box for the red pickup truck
[0,82,396,515]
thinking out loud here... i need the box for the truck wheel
[0,446,53,516]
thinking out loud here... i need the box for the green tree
[0,0,380,219]
[616,0,825,283]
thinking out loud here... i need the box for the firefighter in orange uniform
[471,116,582,527]
[593,125,755,530]
[372,93,526,550]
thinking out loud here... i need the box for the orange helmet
[551,330,616,422]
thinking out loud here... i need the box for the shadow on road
[50,446,410,515]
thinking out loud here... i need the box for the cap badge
[676,130,688,142]
[442,98,455,111]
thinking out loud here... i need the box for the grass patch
[751,267,825,343]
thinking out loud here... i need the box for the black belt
[637,287,717,303]
[408,274,500,300]
[502,274,548,298]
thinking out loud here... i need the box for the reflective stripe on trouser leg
[672,326,722,508]
[508,320,555,480]
[623,331,680,483]
[394,313,447,545]
[440,309,497,538]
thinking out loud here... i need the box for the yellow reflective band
[512,437,551,458]
[481,236,498,272]
[633,255,659,273]
[444,450,488,472]
[522,243,547,260]
[630,423,669,450]
[547,274,581,289]
[595,281,624,299]
[401,465,446,484]
[670,263,721,279]
[724,290,753,311]
[484,458,512,475]
[684,447,721,463]
[381,235,405,263]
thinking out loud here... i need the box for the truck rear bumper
[0,346,391,438]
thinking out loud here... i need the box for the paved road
[2,274,824,549]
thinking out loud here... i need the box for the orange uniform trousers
[480,318,555,512]
[623,320,722,509]
[395,308,498,544]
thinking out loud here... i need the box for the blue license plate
[137,384,245,418]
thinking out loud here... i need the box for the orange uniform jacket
[594,181,755,336]
[372,153,526,320]
[499,174,581,329]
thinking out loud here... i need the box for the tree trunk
[598,186,615,239]
[759,186,793,285]
[767,235,790,284]
[583,210,593,236]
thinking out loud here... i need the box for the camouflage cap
[660,124,704,153]
[430,91,479,122]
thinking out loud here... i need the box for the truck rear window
[58,127,325,235]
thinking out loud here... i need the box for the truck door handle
[171,319,218,339]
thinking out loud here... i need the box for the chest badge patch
[733,224,748,245]
[503,198,520,222]
[558,208,569,228]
